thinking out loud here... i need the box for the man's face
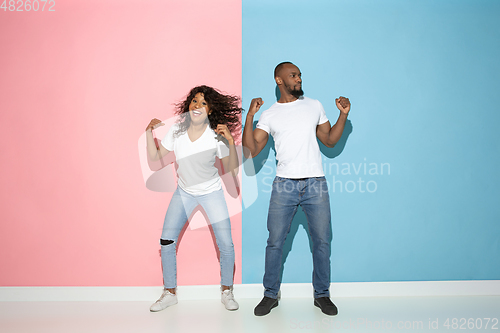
[278,64,303,98]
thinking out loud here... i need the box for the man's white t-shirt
[256,96,329,178]
[161,123,229,195]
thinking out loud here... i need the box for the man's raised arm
[317,96,351,148]
[242,98,269,158]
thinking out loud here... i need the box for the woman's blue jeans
[160,187,235,288]
[263,176,332,299]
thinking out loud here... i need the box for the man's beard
[284,82,304,98]
[290,87,304,98]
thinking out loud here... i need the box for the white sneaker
[221,287,239,311]
[150,289,178,312]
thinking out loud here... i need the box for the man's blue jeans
[263,176,332,299]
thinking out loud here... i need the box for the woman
[145,85,242,312]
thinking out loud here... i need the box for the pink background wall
[0,0,242,286]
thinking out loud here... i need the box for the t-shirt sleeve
[216,139,230,159]
[161,123,177,151]
[255,112,270,134]
[317,100,329,125]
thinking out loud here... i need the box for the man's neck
[278,94,299,103]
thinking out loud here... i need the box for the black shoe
[254,296,279,316]
[314,297,338,315]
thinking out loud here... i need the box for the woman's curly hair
[174,85,243,141]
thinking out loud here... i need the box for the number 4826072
[1,0,56,11]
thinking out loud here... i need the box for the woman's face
[188,92,210,125]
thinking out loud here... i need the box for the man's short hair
[274,61,294,78]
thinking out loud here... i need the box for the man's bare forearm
[242,114,258,158]
[327,112,348,147]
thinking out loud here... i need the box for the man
[243,62,351,316]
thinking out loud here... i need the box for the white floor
[1,296,499,333]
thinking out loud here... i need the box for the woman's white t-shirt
[161,123,229,195]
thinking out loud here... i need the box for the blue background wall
[242,0,500,283]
